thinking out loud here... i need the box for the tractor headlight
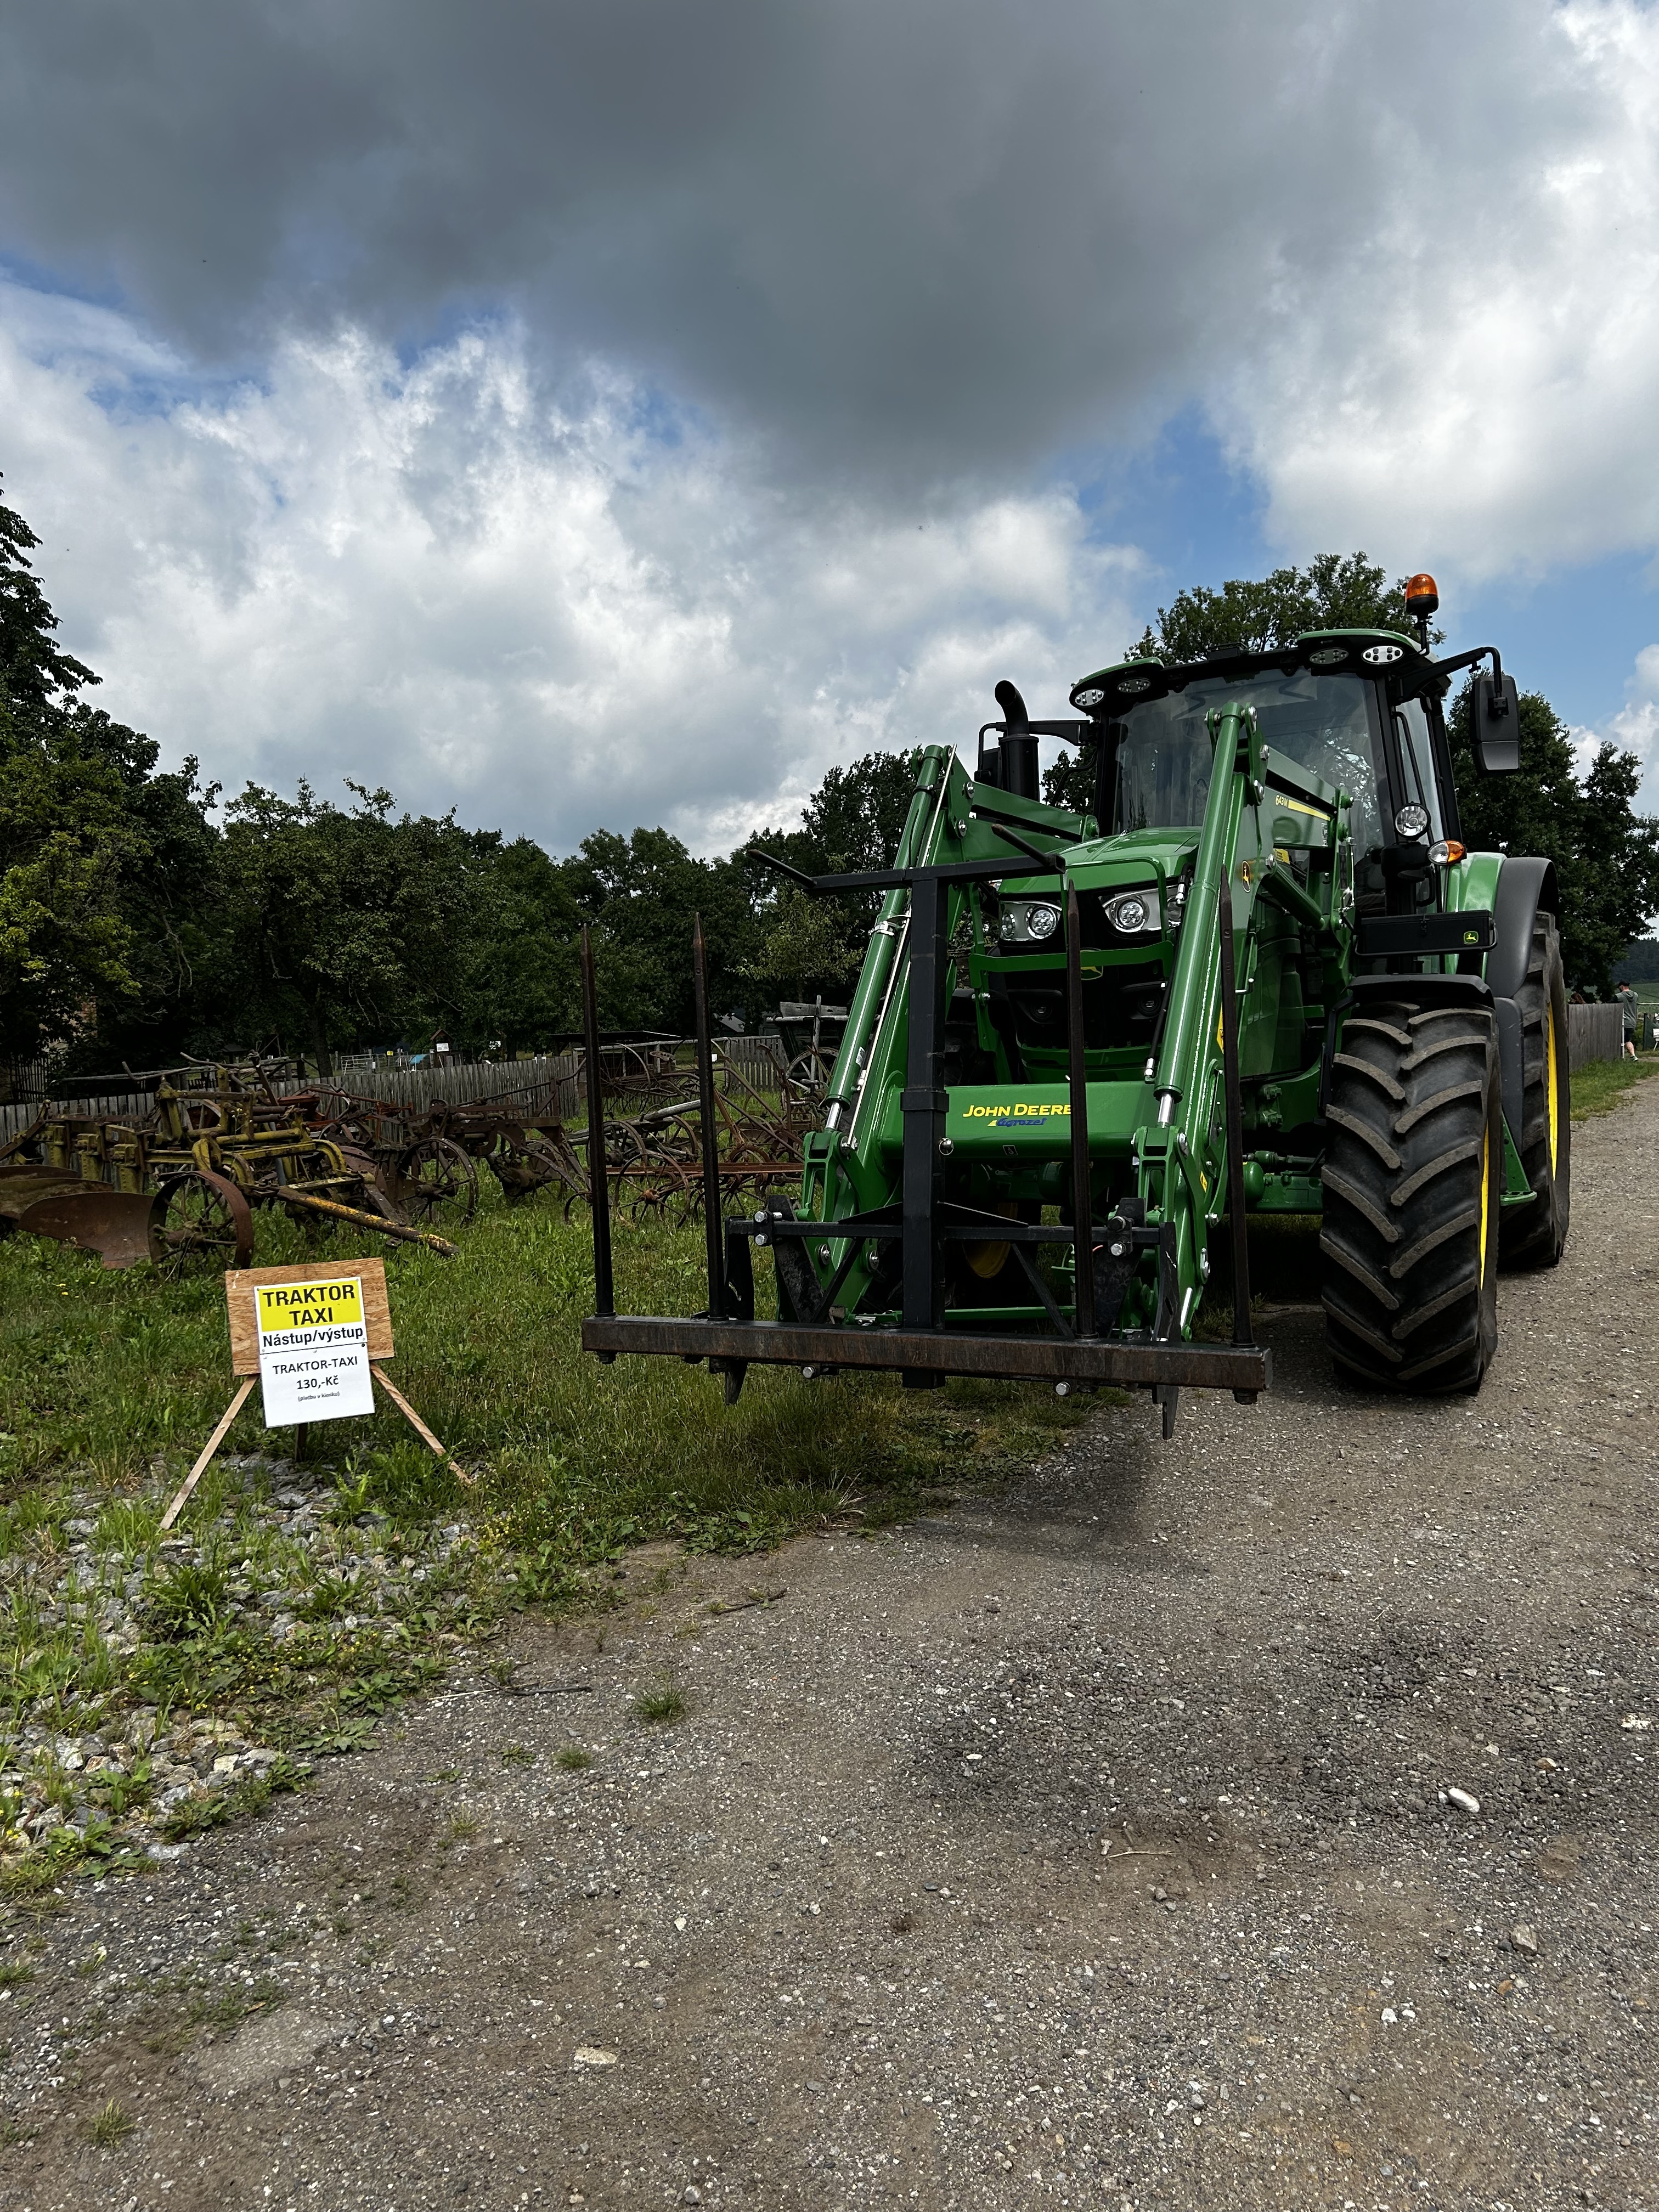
[998,899,1062,944]
[1102,889,1161,935]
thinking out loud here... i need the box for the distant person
[1616,981,1639,1058]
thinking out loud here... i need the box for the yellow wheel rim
[1478,1124,1491,1280]
[1545,999,1559,1175]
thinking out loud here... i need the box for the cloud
[0,286,1142,853]
[4,0,1655,528]
[5,2,1659,846]
[1217,2,1659,582]
[1573,643,1659,815]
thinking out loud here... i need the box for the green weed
[143,1562,230,1640]
[89,2097,134,2147]
[555,1746,593,1771]
[633,1680,686,1726]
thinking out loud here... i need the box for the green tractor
[583,573,1568,1425]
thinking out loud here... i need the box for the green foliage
[1132,551,1420,662]
[741,887,864,998]
[1,477,933,1065]
[143,1562,231,1640]
[215,778,508,1070]
[564,825,761,1032]
[1615,938,1659,983]
[1449,685,1659,991]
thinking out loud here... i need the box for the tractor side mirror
[1471,670,1520,772]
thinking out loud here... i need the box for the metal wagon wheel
[397,1134,479,1226]
[153,1168,255,1274]
[783,1047,836,1107]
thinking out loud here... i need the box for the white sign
[255,1276,376,1426]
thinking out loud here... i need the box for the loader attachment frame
[580,729,1271,1418]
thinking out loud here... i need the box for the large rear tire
[1499,913,1571,1267]
[1321,999,1502,1393]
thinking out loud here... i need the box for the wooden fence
[0,1037,793,1145]
[1567,1002,1625,1070]
[1,1012,1630,1147]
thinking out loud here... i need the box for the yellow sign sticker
[255,1278,365,1336]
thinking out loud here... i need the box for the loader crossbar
[580,1313,1269,1392]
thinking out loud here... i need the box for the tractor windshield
[1111,669,1384,856]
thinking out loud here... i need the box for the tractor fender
[1487,856,1559,1146]
[1321,971,1493,1120]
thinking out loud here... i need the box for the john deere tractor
[583,573,1567,1424]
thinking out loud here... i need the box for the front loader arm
[1135,705,1263,1339]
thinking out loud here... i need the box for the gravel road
[5,1082,1656,2212]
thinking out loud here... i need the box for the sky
[2,0,1658,855]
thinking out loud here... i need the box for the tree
[0,478,181,1069]
[561,826,760,1032]
[469,837,585,1051]
[741,888,864,1002]
[215,781,505,1069]
[1132,552,1423,663]
[1447,685,1659,993]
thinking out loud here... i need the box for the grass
[0,1188,1094,1555]
[1571,1052,1659,1120]
[555,1745,594,1770]
[88,2097,134,2147]
[633,1679,686,1725]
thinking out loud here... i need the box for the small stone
[1380,2007,1398,2025]
[573,2047,618,2069]
[1445,1786,1481,1815]
[1510,1925,1539,1956]
[683,2190,702,2205]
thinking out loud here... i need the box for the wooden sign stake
[160,1259,472,1533]
[159,1377,256,1532]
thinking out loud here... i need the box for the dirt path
[6,1085,1656,2212]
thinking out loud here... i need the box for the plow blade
[0,1167,161,1269]
[582,1314,1269,1393]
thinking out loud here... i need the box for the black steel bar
[900,872,948,1334]
[1007,1240,1074,1339]
[691,914,726,1322]
[1216,878,1254,1347]
[1063,879,1096,1339]
[750,853,1024,895]
[579,925,614,1321]
[582,1313,1271,1392]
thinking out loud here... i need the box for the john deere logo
[961,1101,1071,1126]
[1463,928,1482,945]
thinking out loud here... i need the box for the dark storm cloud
[0,0,1577,482]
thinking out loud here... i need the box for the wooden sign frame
[160,1258,469,1531]
[226,1258,395,1373]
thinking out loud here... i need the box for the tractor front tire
[1499,913,1571,1268]
[1321,1000,1502,1394]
